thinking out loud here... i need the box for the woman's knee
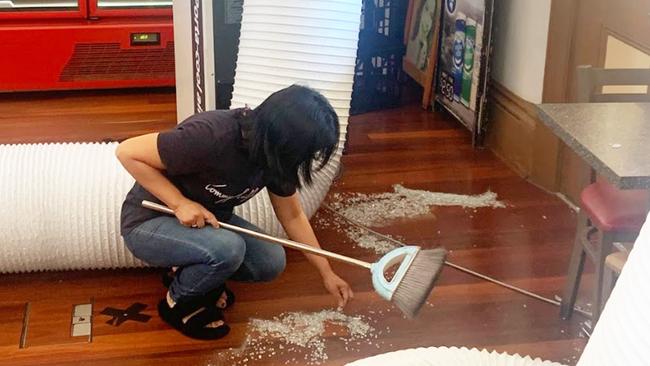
[204,231,246,271]
[257,245,286,281]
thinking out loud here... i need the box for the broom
[142,200,447,318]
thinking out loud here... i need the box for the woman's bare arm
[116,133,217,228]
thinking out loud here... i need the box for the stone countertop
[536,103,650,189]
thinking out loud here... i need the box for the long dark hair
[241,85,340,189]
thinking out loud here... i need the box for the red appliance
[0,1,174,92]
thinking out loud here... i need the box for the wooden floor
[0,89,589,365]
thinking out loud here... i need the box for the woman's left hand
[322,271,354,308]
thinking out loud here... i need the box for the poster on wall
[434,0,494,145]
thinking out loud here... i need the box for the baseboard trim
[487,81,563,193]
[486,81,537,177]
[491,82,539,123]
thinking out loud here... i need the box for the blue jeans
[123,214,286,303]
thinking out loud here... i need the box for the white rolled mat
[231,0,362,238]
[0,143,141,273]
[0,1,361,273]
[345,347,566,366]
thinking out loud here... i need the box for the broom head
[370,246,447,318]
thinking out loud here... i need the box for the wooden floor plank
[0,303,25,351]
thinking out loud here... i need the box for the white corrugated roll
[0,1,361,273]
[345,347,566,366]
[231,0,361,238]
[0,143,141,273]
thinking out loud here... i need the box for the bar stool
[560,180,648,321]
[560,66,650,322]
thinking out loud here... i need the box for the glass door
[96,0,171,7]
[89,0,171,17]
[0,0,78,9]
[0,0,85,18]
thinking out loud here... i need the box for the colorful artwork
[405,0,438,71]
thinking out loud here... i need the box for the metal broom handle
[141,200,372,269]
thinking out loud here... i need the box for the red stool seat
[581,180,650,232]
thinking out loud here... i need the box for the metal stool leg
[592,232,615,323]
[560,212,589,319]
[601,262,616,313]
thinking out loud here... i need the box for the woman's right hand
[173,199,219,228]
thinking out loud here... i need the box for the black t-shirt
[120,109,296,235]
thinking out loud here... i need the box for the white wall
[491,0,551,103]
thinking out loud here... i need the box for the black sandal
[162,269,235,309]
[157,298,230,340]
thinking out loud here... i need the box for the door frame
[542,0,650,103]
[541,0,580,103]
